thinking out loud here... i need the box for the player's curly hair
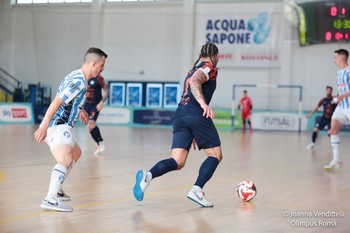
[192,43,219,70]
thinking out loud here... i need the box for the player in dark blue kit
[84,74,109,155]
[133,43,222,207]
[306,86,337,149]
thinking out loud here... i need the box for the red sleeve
[97,75,107,89]
[317,98,325,108]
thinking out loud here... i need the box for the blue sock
[149,158,178,179]
[194,156,219,188]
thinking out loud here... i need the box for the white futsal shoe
[187,186,214,208]
[94,142,106,156]
[306,143,315,149]
[40,197,73,212]
[57,189,70,201]
[324,160,342,171]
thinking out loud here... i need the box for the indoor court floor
[1,124,350,233]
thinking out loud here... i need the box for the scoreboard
[298,0,350,46]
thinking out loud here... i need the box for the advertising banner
[195,3,283,67]
[98,107,131,125]
[251,112,306,131]
[0,103,34,124]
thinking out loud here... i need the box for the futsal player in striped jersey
[34,48,108,211]
[325,48,350,170]
[133,43,223,207]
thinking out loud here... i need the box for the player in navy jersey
[325,49,350,170]
[133,43,222,207]
[34,47,108,211]
[306,86,337,149]
[84,74,109,155]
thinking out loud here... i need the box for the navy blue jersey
[317,97,337,119]
[174,61,218,117]
[85,75,107,105]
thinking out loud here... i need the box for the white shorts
[45,125,75,152]
[332,107,350,125]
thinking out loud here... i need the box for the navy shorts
[315,117,331,130]
[84,104,100,121]
[171,115,221,150]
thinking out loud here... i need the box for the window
[106,0,179,2]
[16,0,92,4]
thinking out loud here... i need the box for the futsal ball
[236,180,257,202]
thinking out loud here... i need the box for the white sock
[46,164,67,200]
[330,135,340,162]
[58,161,75,194]
[146,171,153,182]
[193,185,202,193]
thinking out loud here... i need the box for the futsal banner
[251,112,307,131]
[195,3,283,67]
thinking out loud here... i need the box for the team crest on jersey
[89,80,95,86]
[63,131,71,138]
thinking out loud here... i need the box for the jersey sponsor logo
[11,108,27,118]
[69,81,81,93]
[180,97,190,105]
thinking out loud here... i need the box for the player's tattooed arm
[189,70,207,107]
[189,69,214,119]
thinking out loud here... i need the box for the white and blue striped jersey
[336,66,350,109]
[49,69,87,128]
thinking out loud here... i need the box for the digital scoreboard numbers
[298,0,350,46]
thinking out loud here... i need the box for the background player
[238,90,253,133]
[133,43,223,207]
[306,86,337,149]
[325,48,350,170]
[84,74,109,155]
[34,47,108,211]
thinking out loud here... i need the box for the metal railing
[0,67,23,102]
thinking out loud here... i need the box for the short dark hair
[334,49,349,60]
[243,90,247,93]
[84,47,108,61]
[326,86,332,91]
